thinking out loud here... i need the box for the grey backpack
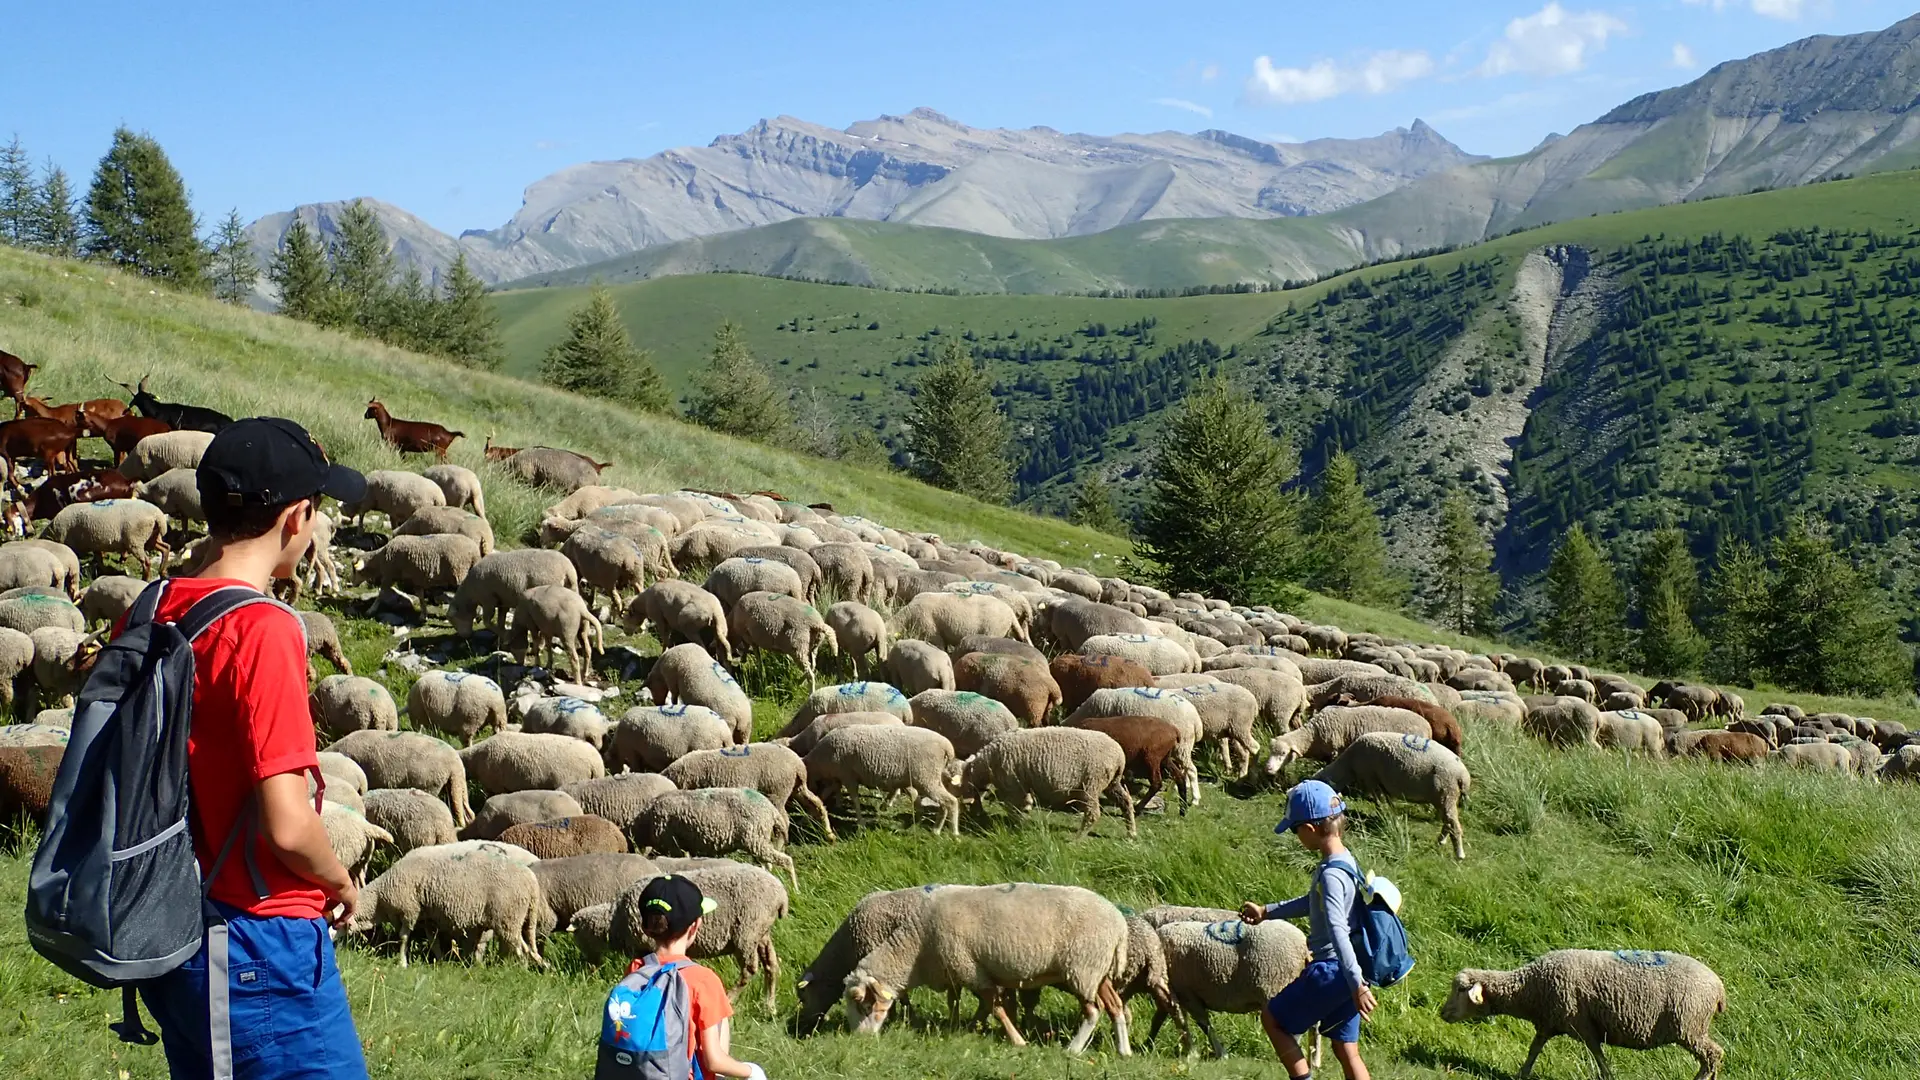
[596,953,696,1079]
[24,579,300,1075]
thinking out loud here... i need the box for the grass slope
[2,244,1919,1078]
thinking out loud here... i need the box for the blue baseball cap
[1274,779,1345,834]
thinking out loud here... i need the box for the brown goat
[26,468,137,521]
[79,398,129,431]
[1050,653,1155,714]
[1331,693,1464,756]
[482,433,518,462]
[364,399,463,460]
[88,414,172,465]
[19,397,83,429]
[1066,714,1189,814]
[0,349,36,418]
[0,417,81,482]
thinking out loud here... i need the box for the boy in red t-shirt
[133,417,370,1080]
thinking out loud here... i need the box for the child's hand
[1238,902,1265,924]
[1353,985,1378,1017]
[744,1065,767,1080]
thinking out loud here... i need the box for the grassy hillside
[3,243,1919,1079]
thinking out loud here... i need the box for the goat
[364,399,463,461]
[482,432,518,462]
[0,418,81,484]
[0,350,36,418]
[118,377,232,434]
[26,468,135,521]
[85,414,172,466]
[79,398,129,431]
[19,397,84,429]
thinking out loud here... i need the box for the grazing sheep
[664,742,834,842]
[1651,680,1720,723]
[729,591,835,690]
[626,580,731,660]
[505,447,603,494]
[462,790,586,841]
[1081,633,1197,676]
[121,430,214,483]
[607,861,790,1010]
[0,744,63,823]
[891,592,1022,652]
[1165,680,1261,778]
[784,712,902,757]
[907,689,1021,759]
[353,534,483,601]
[1668,729,1768,764]
[460,731,606,794]
[842,882,1132,1056]
[545,485,640,522]
[407,670,508,745]
[518,696,611,749]
[826,601,888,678]
[707,556,806,612]
[1051,653,1155,714]
[806,543,877,604]
[42,500,171,577]
[448,549,579,637]
[0,544,71,594]
[28,626,97,710]
[1313,732,1471,859]
[1327,693,1463,756]
[320,802,394,887]
[298,510,343,598]
[421,464,487,520]
[957,635,1048,665]
[606,704,733,773]
[643,642,753,743]
[349,843,545,968]
[885,639,955,695]
[671,523,768,571]
[296,610,352,678]
[1148,918,1311,1058]
[955,651,1061,727]
[563,526,665,614]
[1771,741,1853,773]
[780,680,913,738]
[318,751,368,795]
[309,675,399,740]
[1879,744,1920,782]
[394,505,496,556]
[803,724,961,836]
[796,885,944,1033]
[632,787,798,890]
[1523,698,1603,749]
[1066,714,1190,815]
[133,467,205,525]
[1307,672,1435,710]
[1453,690,1527,728]
[341,469,446,527]
[4,540,81,600]
[563,773,678,833]
[530,852,659,927]
[1554,678,1597,704]
[960,726,1135,838]
[1441,950,1726,1080]
[505,585,603,681]
[1065,686,1202,806]
[1205,666,1310,731]
[362,787,459,852]
[0,591,83,637]
[1596,710,1666,755]
[497,814,628,859]
[1264,705,1431,773]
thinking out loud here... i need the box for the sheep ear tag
[1467,983,1484,1005]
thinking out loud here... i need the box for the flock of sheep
[2,395,1916,1078]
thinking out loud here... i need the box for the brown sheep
[955,651,1062,726]
[1050,653,1154,714]
[1331,693,1463,756]
[0,744,63,823]
[1670,729,1769,764]
[495,815,628,859]
[1066,714,1189,815]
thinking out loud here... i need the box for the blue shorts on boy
[1267,958,1364,1042]
[139,903,369,1080]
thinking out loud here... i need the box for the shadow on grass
[1398,1043,1509,1079]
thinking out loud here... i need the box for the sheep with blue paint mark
[645,642,754,743]
[407,669,507,745]
[1311,730,1471,859]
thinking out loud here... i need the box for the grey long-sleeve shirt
[1263,852,1364,992]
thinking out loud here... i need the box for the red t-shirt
[118,577,325,919]
[634,953,733,1061]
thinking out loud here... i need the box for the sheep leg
[1578,1028,1614,1080]
[1443,803,1466,860]
[989,992,1028,1047]
[396,927,411,969]
[1686,1036,1723,1080]
[768,848,799,893]
[759,939,779,1014]
[1192,1002,1224,1059]
[1516,1028,1555,1079]
[1109,776,1136,839]
[1099,980,1131,1057]
[471,929,492,965]
[937,791,960,837]
[1064,998,1101,1055]
[1076,794,1100,836]
[796,785,836,842]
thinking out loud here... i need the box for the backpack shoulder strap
[173,587,306,651]
[123,579,171,631]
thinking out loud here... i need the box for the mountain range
[253,12,1920,295]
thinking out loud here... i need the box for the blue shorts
[1267,959,1363,1044]
[140,905,367,1080]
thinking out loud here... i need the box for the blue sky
[1,1,1908,234]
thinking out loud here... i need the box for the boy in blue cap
[1239,779,1376,1080]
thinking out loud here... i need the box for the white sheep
[1264,705,1431,773]
[462,789,587,841]
[631,787,798,891]
[662,742,834,842]
[407,670,507,746]
[324,731,472,826]
[42,500,171,577]
[122,430,213,482]
[803,724,960,836]
[959,726,1135,838]
[625,580,731,661]
[825,600,889,678]
[361,787,459,852]
[1312,731,1472,859]
[563,773,678,833]
[342,469,446,527]
[729,591,835,690]
[1082,633,1197,676]
[884,639,955,695]
[1595,710,1665,755]
[349,842,546,968]
[606,704,732,773]
[320,802,394,887]
[518,696,612,749]
[394,505,496,556]
[422,463,487,519]
[907,689,1020,759]
[459,731,605,794]
[1065,686,1203,806]
[505,584,603,681]
[1148,918,1311,1058]
[309,675,400,740]
[779,680,912,738]
[643,642,753,743]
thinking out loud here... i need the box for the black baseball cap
[638,874,716,938]
[197,417,366,509]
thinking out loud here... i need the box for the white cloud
[1671,42,1698,68]
[1685,0,1810,18]
[1201,63,1220,82]
[1152,97,1214,118]
[1480,3,1628,77]
[1244,49,1434,105]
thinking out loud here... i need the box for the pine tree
[541,285,670,412]
[685,321,790,440]
[1632,527,1706,676]
[0,135,32,245]
[268,218,332,321]
[207,208,258,305]
[1304,451,1400,604]
[31,163,79,257]
[1541,524,1625,663]
[1760,518,1910,696]
[433,254,503,370]
[326,200,394,332]
[1429,491,1499,635]
[379,265,437,352]
[1069,471,1127,535]
[1134,377,1303,604]
[1702,539,1773,686]
[83,127,208,289]
[904,339,1012,503]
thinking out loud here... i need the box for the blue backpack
[597,954,695,1080]
[1324,861,1415,988]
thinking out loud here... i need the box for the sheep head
[1265,730,1308,776]
[1439,973,1495,1023]
[842,973,895,1034]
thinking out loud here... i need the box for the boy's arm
[258,771,356,923]
[1265,894,1310,921]
[695,1018,765,1080]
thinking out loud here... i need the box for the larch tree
[541,285,669,412]
[267,218,331,322]
[325,199,394,332]
[31,163,79,257]
[1304,451,1400,604]
[434,253,504,370]
[1632,527,1706,677]
[84,127,207,289]
[208,208,259,305]
[1428,491,1499,635]
[685,321,790,441]
[904,338,1012,503]
[1702,539,1773,687]
[1134,377,1303,604]
[1760,518,1910,696]
[1541,524,1625,664]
